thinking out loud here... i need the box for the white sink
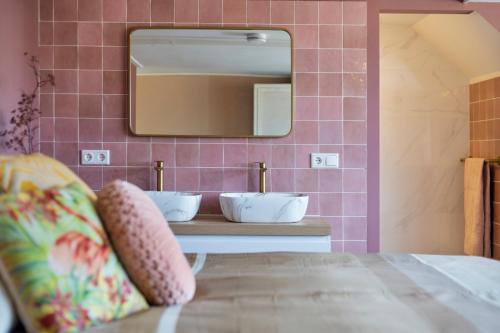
[219,192,309,223]
[146,191,202,222]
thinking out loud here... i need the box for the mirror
[129,28,292,137]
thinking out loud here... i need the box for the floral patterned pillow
[0,183,148,333]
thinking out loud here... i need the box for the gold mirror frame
[128,26,294,138]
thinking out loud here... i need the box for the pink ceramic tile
[127,167,150,189]
[103,142,126,166]
[319,169,342,193]
[319,121,342,144]
[103,118,128,142]
[343,49,367,73]
[40,22,54,45]
[343,193,366,216]
[223,0,246,23]
[40,118,55,142]
[127,143,150,166]
[78,46,102,69]
[295,97,318,120]
[324,217,342,240]
[175,0,198,23]
[78,0,102,21]
[103,47,126,70]
[319,49,342,73]
[55,118,78,142]
[40,0,54,21]
[223,168,248,192]
[151,143,175,167]
[40,94,54,117]
[271,145,295,168]
[127,0,150,22]
[343,25,367,49]
[103,71,127,94]
[295,1,318,24]
[103,0,126,22]
[103,167,127,184]
[343,169,366,193]
[198,192,222,215]
[295,73,318,97]
[319,97,342,120]
[79,94,102,118]
[305,192,319,215]
[344,145,367,168]
[224,144,248,167]
[78,22,102,45]
[247,145,272,164]
[294,121,318,144]
[200,169,223,191]
[318,1,342,24]
[319,193,342,216]
[54,46,77,69]
[295,49,318,73]
[344,97,366,121]
[54,70,78,93]
[103,95,126,118]
[331,241,343,252]
[271,169,295,192]
[247,0,270,24]
[79,118,103,142]
[54,0,77,21]
[152,0,175,22]
[39,46,54,69]
[103,23,127,46]
[40,142,54,157]
[55,94,78,117]
[79,166,103,190]
[54,22,77,45]
[294,25,318,49]
[343,73,367,97]
[295,169,318,192]
[79,70,102,94]
[271,1,293,24]
[176,144,199,167]
[55,142,79,165]
[343,217,367,240]
[294,145,317,168]
[319,73,342,97]
[319,25,342,48]
[176,168,200,191]
[200,144,223,167]
[344,241,367,254]
[343,1,367,25]
[41,70,55,93]
[343,121,366,145]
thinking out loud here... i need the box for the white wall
[380,21,469,254]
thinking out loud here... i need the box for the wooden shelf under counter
[169,215,331,237]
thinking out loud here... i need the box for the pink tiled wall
[37,0,368,252]
[469,77,500,259]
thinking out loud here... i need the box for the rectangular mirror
[129,28,292,137]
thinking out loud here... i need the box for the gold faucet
[257,162,267,193]
[154,161,164,191]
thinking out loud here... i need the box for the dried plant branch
[0,53,55,154]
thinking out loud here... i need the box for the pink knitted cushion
[97,180,195,306]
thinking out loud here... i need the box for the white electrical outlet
[310,153,339,169]
[80,150,110,165]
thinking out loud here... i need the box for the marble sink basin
[219,192,309,223]
[145,191,202,222]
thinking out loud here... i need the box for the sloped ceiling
[381,12,500,83]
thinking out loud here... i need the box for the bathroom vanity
[170,216,331,253]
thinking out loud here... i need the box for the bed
[87,253,500,333]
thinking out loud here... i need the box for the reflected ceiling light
[246,33,267,43]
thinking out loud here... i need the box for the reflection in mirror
[129,29,292,137]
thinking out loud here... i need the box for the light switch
[326,154,339,167]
